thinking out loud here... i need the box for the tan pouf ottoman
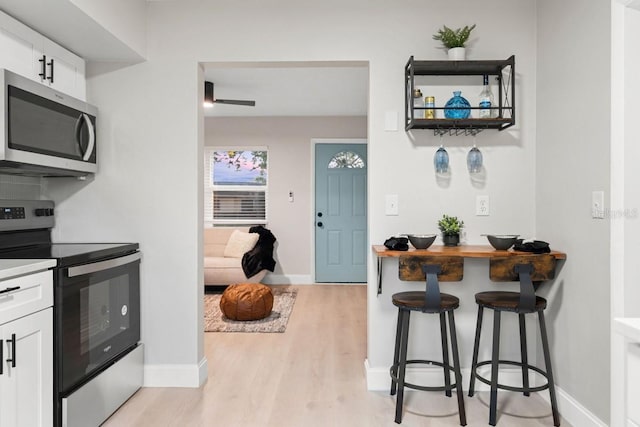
[220,283,274,321]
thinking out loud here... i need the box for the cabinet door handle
[0,286,20,295]
[6,334,16,368]
[47,58,54,83]
[39,55,47,81]
[0,339,3,375]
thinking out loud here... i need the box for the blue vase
[434,146,449,173]
[467,146,483,173]
[444,91,471,119]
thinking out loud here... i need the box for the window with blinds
[204,148,268,225]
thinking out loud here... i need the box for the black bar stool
[468,254,560,426]
[390,256,466,425]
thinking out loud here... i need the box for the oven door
[56,252,141,394]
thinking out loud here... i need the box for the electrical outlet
[476,195,489,216]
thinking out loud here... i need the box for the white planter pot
[448,47,466,60]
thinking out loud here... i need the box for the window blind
[204,148,268,225]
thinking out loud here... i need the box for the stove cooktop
[0,243,139,268]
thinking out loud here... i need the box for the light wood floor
[103,285,568,427]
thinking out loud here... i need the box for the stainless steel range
[0,200,143,427]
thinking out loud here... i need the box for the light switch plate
[385,194,399,215]
[384,111,398,132]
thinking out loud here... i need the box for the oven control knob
[34,208,54,217]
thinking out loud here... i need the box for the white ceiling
[203,63,369,117]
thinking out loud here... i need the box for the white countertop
[0,259,57,281]
[613,317,640,343]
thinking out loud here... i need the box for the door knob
[317,222,323,227]
[317,212,323,217]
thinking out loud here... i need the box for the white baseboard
[365,359,607,427]
[143,357,208,387]
[538,383,607,427]
[263,274,367,285]
[262,274,312,284]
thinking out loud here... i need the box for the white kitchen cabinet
[0,308,53,427]
[0,266,54,427]
[629,343,640,426]
[614,318,640,427]
[0,9,86,100]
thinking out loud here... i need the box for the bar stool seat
[475,291,547,312]
[468,255,560,426]
[390,259,466,426]
[393,291,460,311]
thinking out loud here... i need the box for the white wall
[45,60,206,386]
[48,0,543,394]
[205,116,367,282]
[611,3,640,424]
[536,0,611,423]
[69,0,147,58]
[622,7,640,318]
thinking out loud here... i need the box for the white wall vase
[448,47,466,60]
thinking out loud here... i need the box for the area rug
[204,288,298,333]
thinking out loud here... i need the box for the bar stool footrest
[390,359,460,393]
[472,360,550,393]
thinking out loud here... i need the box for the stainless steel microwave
[0,68,97,177]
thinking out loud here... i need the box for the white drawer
[0,270,53,325]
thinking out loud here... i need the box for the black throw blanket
[242,225,277,278]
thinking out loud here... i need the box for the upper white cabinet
[0,9,86,100]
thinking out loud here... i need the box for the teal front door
[315,143,367,283]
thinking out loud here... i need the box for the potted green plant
[432,24,476,60]
[438,214,464,246]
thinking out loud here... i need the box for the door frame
[310,138,368,283]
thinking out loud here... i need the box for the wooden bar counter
[373,244,567,295]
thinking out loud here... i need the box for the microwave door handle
[75,113,95,161]
[80,113,95,161]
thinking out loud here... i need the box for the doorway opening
[202,61,369,286]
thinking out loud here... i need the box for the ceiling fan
[203,81,255,107]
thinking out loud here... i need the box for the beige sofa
[204,227,267,285]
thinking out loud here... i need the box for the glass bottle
[413,89,424,119]
[424,96,435,119]
[444,91,470,119]
[478,75,495,119]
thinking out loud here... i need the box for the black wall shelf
[405,55,515,134]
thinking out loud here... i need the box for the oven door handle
[67,252,141,278]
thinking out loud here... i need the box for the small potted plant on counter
[438,214,464,246]
[432,24,476,60]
